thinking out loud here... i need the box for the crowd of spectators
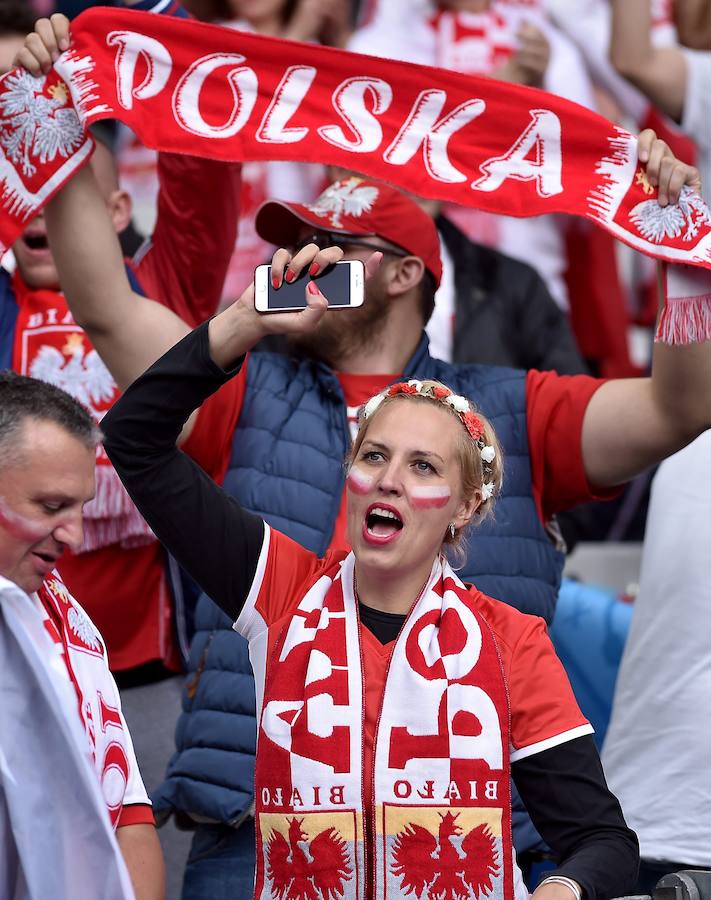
[1,1,711,899]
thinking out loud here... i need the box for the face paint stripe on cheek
[346,467,375,495]
[409,485,451,509]
[0,496,50,542]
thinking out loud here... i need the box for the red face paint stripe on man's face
[347,467,375,495]
[0,496,49,543]
[409,485,451,509]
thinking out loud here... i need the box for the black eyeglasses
[291,231,409,258]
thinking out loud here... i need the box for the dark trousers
[637,859,711,895]
[181,820,256,900]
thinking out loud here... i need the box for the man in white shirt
[0,371,164,900]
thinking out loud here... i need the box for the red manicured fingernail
[309,262,319,276]
[272,275,279,289]
[307,281,320,296]
[285,269,296,283]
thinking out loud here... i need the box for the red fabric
[255,177,443,285]
[564,219,639,378]
[57,541,174,672]
[251,529,586,844]
[117,805,155,828]
[247,532,517,900]
[2,7,711,272]
[525,369,620,522]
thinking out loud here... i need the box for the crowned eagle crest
[630,184,711,244]
[307,177,379,228]
[266,817,352,900]
[0,71,84,178]
[29,333,116,418]
[391,813,499,900]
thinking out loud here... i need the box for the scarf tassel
[655,294,711,345]
[80,466,155,553]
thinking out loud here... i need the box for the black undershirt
[359,602,405,644]
[102,322,639,900]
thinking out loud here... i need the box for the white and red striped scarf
[37,574,141,828]
[0,6,710,342]
[254,553,514,900]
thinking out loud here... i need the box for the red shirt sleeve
[116,804,155,828]
[507,616,592,762]
[235,526,330,639]
[132,153,241,326]
[525,369,620,521]
[180,357,249,483]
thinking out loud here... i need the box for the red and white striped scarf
[254,553,514,900]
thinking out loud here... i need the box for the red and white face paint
[346,466,375,496]
[409,484,452,509]
[0,495,49,544]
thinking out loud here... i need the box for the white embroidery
[67,605,101,651]
[0,72,83,178]
[630,186,711,244]
[307,176,379,228]
[29,334,116,417]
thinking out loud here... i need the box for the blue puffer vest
[153,335,564,829]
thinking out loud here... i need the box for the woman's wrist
[208,301,267,371]
[538,875,583,900]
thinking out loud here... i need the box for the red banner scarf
[0,7,710,341]
[255,552,513,900]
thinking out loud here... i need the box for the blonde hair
[348,380,504,565]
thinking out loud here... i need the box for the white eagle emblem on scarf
[0,71,84,178]
[630,185,711,244]
[29,333,116,418]
[67,606,101,652]
[307,177,379,228]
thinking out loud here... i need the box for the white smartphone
[254,259,365,313]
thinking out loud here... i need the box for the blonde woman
[103,242,638,900]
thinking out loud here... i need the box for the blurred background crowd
[2,0,711,898]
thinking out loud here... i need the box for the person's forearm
[610,0,653,76]
[208,298,269,370]
[102,323,265,619]
[650,264,711,439]
[44,165,133,337]
[117,824,165,900]
[514,737,639,900]
[610,0,687,120]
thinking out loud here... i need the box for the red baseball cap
[254,176,443,287]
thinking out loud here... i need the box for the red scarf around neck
[0,6,709,342]
[255,553,514,900]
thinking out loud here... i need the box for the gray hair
[0,372,101,469]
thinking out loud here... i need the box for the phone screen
[266,261,358,310]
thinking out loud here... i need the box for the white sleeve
[118,701,152,809]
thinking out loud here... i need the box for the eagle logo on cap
[307,176,379,228]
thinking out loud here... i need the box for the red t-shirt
[183,362,615,552]
[57,154,240,671]
[238,527,591,832]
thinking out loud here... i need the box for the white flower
[407,379,423,392]
[363,393,385,419]
[445,394,470,414]
[480,445,496,464]
[481,481,495,501]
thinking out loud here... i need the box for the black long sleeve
[513,735,639,900]
[101,322,263,622]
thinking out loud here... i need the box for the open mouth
[32,551,57,568]
[22,233,49,252]
[364,505,404,542]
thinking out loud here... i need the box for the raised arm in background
[580,129,711,489]
[609,0,688,122]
